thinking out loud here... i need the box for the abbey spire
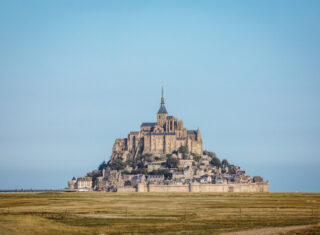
[157,86,168,114]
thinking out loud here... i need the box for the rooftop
[141,122,156,127]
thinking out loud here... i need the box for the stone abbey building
[68,87,269,193]
[112,87,203,161]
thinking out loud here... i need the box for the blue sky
[0,1,319,192]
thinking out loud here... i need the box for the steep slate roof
[145,133,175,136]
[157,103,168,114]
[187,130,197,135]
[141,122,156,127]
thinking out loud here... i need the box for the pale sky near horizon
[0,1,319,192]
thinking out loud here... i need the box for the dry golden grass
[0,192,319,234]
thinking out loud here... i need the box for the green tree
[222,159,229,167]
[211,156,222,168]
[98,161,108,171]
[166,154,172,158]
[207,151,216,158]
[86,169,101,187]
[178,146,188,154]
[137,161,145,169]
[109,159,124,170]
[194,155,201,162]
[166,157,179,168]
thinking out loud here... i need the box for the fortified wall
[118,182,269,193]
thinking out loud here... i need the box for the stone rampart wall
[137,183,148,192]
[148,184,190,193]
[190,183,268,193]
[117,186,137,193]
[135,182,269,193]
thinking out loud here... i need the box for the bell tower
[157,86,168,125]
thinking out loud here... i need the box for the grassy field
[0,192,319,234]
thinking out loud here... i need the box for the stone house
[75,177,92,190]
[131,174,146,187]
[200,158,210,166]
[179,160,193,168]
[195,169,206,177]
[148,175,164,184]
[183,166,194,179]
[147,163,161,172]
[172,172,185,180]
[124,165,133,173]
[200,174,212,184]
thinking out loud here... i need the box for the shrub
[109,159,124,170]
[178,146,188,154]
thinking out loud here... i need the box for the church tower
[157,86,168,125]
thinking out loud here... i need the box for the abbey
[67,87,269,193]
[112,87,203,161]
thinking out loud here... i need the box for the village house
[148,175,164,184]
[178,159,193,168]
[147,162,162,172]
[74,177,92,191]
